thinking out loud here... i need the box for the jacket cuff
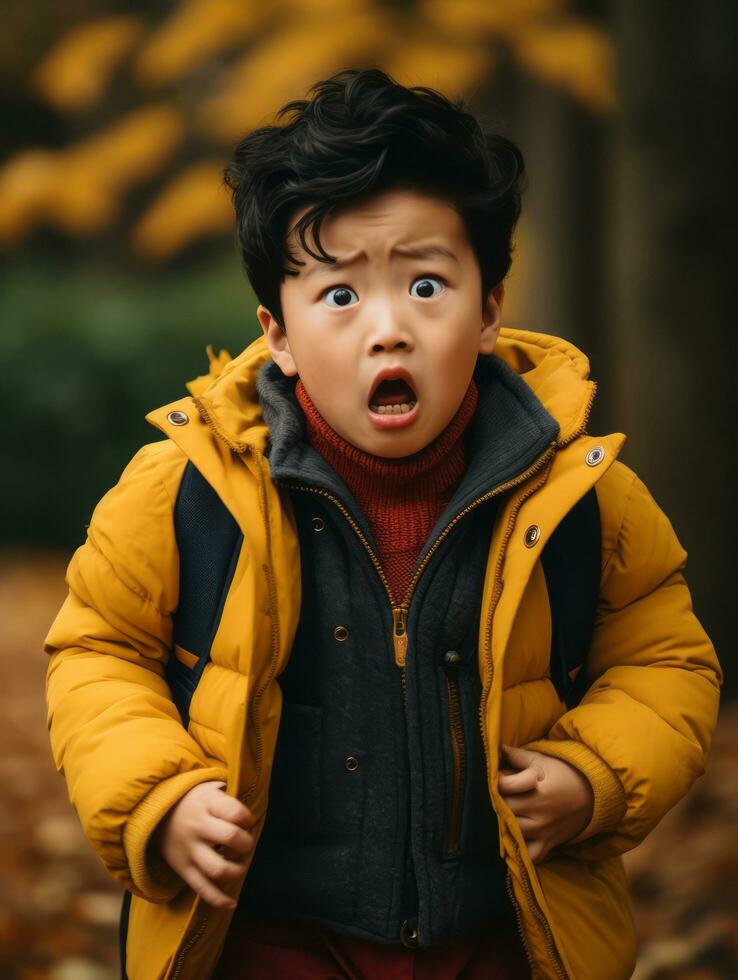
[522,738,627,843]
[123,766,228,903]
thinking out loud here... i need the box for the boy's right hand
[154,780,255,910]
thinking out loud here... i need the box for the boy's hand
[497,744,594,865]
[154,780,255,910]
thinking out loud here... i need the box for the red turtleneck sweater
[294,378,479,602]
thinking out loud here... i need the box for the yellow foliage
[383,38,493,98]
[31,16,143,112]
[420,0,564,38]
[134,0,271,88]
[513,21,614,113]
[197,10,391,142]
[0,151,56,243]
[0,105,183,240]
[131,160,233,260]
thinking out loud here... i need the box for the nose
[366,301,414,354]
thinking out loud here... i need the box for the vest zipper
[442,652,465,856]
[282,438,559,932]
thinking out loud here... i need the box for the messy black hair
[224,67,525,330]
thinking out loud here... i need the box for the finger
[500,745,545,780]
[182,863,237,911]
[193,841,249,892]
[201,815,255,860]
[500,790,538,817]
[207,789,254,829]
[498,767,539,794]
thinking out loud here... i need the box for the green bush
[1,254,260,548]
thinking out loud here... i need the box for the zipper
[242,448,283,801]
[442,651,465,856]
[473,382,600,979]
[475,460,570,980]
[168,448,283,979]
[169,908,209,980]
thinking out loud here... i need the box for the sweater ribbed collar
[293,377,478,499]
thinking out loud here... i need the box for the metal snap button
[344,756,359,772]
[167,410,189,426]
[586,445,605,467]
[334,626,349,642]
[443,650,461,666]
[400,920,419,948]
[311,516,325,532]
[524,524,540,548]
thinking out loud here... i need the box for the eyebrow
[302,243,459,279]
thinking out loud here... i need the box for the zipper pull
[392,607,408,668]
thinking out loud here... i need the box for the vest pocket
[268,701,323,841]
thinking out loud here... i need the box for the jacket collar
[185,327,596,458]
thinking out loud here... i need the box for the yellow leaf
[31,16,143,112]
[383,38,493,97]
[197,10,392,143]
[512,21,615,112]
[0,151,56,243]
[420,0,564,39]
[131,160,233,259]
[134,0,273,88]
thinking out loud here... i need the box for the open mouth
[368,377,418,416]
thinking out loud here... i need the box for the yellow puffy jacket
[44,329,722,980]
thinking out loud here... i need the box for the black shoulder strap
[164,461,243,729]
[540,486,602,710]
[121,464,242,979]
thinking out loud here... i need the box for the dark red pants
[213,910,531,979]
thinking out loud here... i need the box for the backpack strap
[164,461,243,729]
[540,486,602,710]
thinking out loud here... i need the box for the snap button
[524,524,540,547]
[400,920,419,948]
[311,516,325,532]
[443,650,461,666]
[586,445,605,467]
[344,756,359,772]
[167,410,189,426]
[333,626,349,642]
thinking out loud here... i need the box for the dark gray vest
[237,354,560,947]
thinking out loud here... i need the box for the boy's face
[257,188,503,458]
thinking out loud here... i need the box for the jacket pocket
[268,701,323,841]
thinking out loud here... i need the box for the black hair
[224,67,525,330]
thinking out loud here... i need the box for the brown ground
[0,550,734,979]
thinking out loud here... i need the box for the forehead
[286,188,469,260]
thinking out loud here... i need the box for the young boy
[44,68,722,980]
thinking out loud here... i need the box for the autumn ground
[0,551,735,980]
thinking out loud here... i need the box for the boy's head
[224,67,525,458]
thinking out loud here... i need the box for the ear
[257,305,297,377]
[479,282,504,355]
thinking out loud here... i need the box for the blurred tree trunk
[610,1,736,688]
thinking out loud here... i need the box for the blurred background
[1,1,735,977]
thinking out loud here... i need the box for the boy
[44,68,722,980]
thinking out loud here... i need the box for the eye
[409,275,445,299]
[323,285,358,308]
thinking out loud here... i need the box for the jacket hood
[172,327,596,456]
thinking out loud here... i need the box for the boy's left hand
[497,744,594,864]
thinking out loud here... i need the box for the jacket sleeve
[44,442,228,903]
[523,459,723,861]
